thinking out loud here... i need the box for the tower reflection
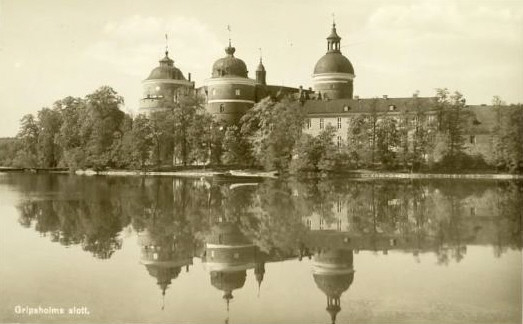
[312,248,354,324]
[203,221,266,321]
[138,228,194,309]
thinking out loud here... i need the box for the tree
[36,108,63,167]
[222,125,252,165]
[376,116,399,167]
[240,96,305,172]
[83,86,125,169]
[491,97,523,173]
[130,114,153,169]
[435,89,469,168]
[55,96,87,170]
[14,114,39,167]
[409,97,434,170]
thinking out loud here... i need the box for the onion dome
[146,51,187,81]
[212,43,249,78]
[313,23,354,75]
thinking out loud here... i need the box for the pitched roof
[303,97,438,115]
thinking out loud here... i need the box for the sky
[0,0,522,137]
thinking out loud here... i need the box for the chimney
[354,95,359,100]
[383,95,388,100]
[188,73,191,82]
[413,93,418,98]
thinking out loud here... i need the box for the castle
[138,22,499,163]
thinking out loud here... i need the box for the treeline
[3,86,220,170]
[1,86,522,173]
[15,176,522,261]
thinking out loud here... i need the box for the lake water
[0,173,521,324]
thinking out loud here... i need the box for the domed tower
[205,41,257,124]
[312,248,355,324]
[139,50,195,115]
[312,22,355,100]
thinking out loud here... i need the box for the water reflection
[5,174,522,323]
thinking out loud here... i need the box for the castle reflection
[11,174,522,323]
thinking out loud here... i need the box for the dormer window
[212,89,217,96]
[219,104,225,113]
[235,89,241,96]
[389,105,396,111]
[343,105,350,112]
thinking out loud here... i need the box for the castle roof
[314,23,354,75]
[303,97,438,116]
[212,44,249,78]
[145,51,187,81]
[314,53,354,75]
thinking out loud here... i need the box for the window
[233,252,240,259]
[337,199,342,212]
[319,118,324,129]
[343,105,350,112]
[389,105,396,111]
[306,119,311,129]
[319,218,324,230]
[219,104,225,113]
[235,89,241,96]
[212,89,216,96]
[470,135,476,144]
[337,117,342,129]
[337,219,342,231]
[337,136,342,148]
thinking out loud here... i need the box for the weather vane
[165,33,169,55]
[226,24,231,46]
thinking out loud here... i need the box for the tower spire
[259,47,263,64]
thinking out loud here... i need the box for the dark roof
[303,97,438,115]
[327,24,341,40]
[210,270,246,292]
[146,52,187,81]
[313,52,354,74]
[212,45,248,78]
[256,61,266,72]
[313,273,354,298]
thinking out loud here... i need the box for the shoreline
[1,167,521,180]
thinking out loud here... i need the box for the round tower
[139,50,195,116]
[312,22,355,100]
[205,41,256,124]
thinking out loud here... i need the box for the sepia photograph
[0,0,522,323]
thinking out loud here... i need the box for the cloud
[349,1,523,101]
[85,15,222,80]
